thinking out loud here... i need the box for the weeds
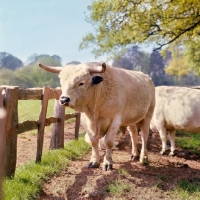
[105,169,130,197]
[174,178,200,200]
[106,179,130,195]
[176,132,200,155]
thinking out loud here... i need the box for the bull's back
[155,86,200,133]
[115,69,155,124]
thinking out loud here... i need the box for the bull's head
[38,62,106,111]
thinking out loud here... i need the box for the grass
[117,168,130,177]
[18,99,74,123]
[106,179,131,196]
[18,99,75,135]
[176,132,200,155]
[105,169,130,197]
[174,178,200,200]
[3,135,90,200]
[157,174,168,182]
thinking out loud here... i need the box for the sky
[0,0,108,65]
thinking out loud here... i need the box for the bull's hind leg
[127,125,139,161]
[168,129,176,156]
[157,123,168,155]
[139,119,150,163]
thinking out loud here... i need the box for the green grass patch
[105,169,130,197]
[176,132,200,154]
[174,178,200,200]
[106,179,131,196]
[157,174,168,182]
[3,135,90,200]
[117,168,129,177]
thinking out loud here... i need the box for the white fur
[41,62,155,168]
[150,86,200,155]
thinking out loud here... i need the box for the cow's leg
[119,126,127,138]
[157,123,168,155]
[85,133,100,168]
[168,130,176,156]
[139,119,150,163]
[127,125,139,161]
[103,115,121,171]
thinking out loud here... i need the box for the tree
[21,55,62,88]
[67,61,81,65]
[0,68,35,88]
[113,46,150,73]
[0,68,18,85]
[185,37,200,75]
[113,57,133,70]
[0,54,62,88]
[80,0,200,58]
[165,55,190,77]
[25,54,62,65]
[162,45,200,85]
[149,51,166,85]
[0,52,23,70]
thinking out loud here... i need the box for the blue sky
[0,0,108,64]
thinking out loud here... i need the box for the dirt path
[17,122,85,167]
[17,124,200,200]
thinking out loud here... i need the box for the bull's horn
[89,62,106,73]
[38,63,63,74]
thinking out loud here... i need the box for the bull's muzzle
[59,96,70,106]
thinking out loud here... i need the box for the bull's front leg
[85,133,100,168]
[103,115,121,171]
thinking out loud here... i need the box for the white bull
[39,62,155,170]
[150,86,200,156]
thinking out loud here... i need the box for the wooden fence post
[75,113,81,140]
[36,87,50,163]
[50,100,65,149]
[3,86,19,178]
[0,87,6,198]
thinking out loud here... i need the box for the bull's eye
[79,83,84,87]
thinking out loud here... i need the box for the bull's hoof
[169,151,177,156]
[102,164,113,171]
[142,158,149,165]
[130,155,139,161]
[87,162,100,168]
[160,150,168,155]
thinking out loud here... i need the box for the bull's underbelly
[167,126,200,134]
[166,120,200,134]
[81,97,152,139]
[121,110,148,126]
[121,117,142,127]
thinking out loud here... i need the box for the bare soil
[17,123,200,200]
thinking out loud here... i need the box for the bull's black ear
[91,76,103,86]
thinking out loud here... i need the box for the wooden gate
[0,86,81,178]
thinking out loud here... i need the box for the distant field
[18,99,74,123]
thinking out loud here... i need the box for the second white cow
[150,86,200,155]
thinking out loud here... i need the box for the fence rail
[0,85,81,178]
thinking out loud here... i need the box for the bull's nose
[59,96,70,106]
